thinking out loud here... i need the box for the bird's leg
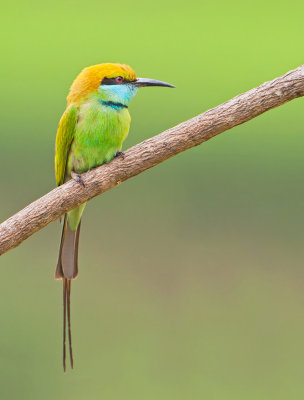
[71,171,85,187]
[115,151,125,159]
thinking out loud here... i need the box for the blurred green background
[1,0,304,398]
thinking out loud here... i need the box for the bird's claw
[115,151,125,159]
[71,171,85,187]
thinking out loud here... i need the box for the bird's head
[67,63,174,106]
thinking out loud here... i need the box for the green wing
[55,105,78,186]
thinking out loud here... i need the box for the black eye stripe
[101,77,135,85]
[101,77,119,85]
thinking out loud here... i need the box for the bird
[54,63,174,371]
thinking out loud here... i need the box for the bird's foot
[115,151,125,159]
[71,171,85,187]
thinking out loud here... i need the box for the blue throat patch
[98,84,138,106]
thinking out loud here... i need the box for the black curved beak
[133,78,175,88]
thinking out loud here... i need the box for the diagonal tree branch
[1,64,304,255]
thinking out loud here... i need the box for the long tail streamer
[63,278,73,371]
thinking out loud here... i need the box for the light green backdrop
[1,0,304,398]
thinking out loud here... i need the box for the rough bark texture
[1,64,304,255]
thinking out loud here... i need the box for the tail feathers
[55,216,81,280]
[55,215,81,371]
[63,278,73,371]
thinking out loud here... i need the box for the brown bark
[1,64,304,255]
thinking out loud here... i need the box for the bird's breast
[67,101,131,175]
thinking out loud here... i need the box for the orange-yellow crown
[67,63,137,105]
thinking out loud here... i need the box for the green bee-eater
[54,63,174,370]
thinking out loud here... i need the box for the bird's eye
[116,76,123,84]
